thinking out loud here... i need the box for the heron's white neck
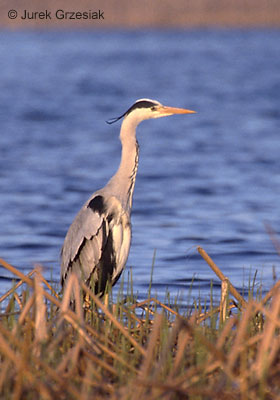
[107,117,139,212]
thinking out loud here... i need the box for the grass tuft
[0,247,280,399]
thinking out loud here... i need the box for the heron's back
[61,193,132,295]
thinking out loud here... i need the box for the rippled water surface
[0,29,280,302]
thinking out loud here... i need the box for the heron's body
[61,99,195,296]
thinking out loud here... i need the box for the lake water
[0,29,280,305]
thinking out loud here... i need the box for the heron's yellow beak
[157,105,196,116]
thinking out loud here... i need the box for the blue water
[0,29,280,304]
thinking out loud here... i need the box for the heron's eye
[151,106,156,111]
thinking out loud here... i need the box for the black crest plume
[106,99,159,125]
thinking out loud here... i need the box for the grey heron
[61,99,195,296]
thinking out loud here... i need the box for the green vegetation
[0,248,279,399]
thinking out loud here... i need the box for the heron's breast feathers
[100,196,132,281]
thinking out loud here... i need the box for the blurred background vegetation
[1,0,280,29]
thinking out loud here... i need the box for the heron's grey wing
[61,194,132,293]
[60,197,107,285]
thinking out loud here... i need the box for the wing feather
[61,193,131,293]
[61,197,106,284]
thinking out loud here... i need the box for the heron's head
[107,99,196,125]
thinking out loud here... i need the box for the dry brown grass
[0,247,280,399]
